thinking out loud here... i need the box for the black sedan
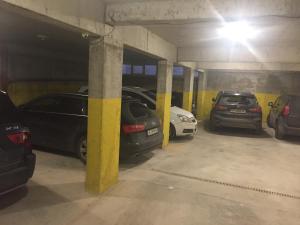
[19,93,163,163]
[210,91,262,133]
[0,91,35,195]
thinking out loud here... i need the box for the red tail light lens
[215,105,227,111]
[122,124,145,134]
[7,131,31,147]
[282,105,290,117]
[249,107,262,113]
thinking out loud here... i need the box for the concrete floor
[1,124,300,225]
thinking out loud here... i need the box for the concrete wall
[122,75,184,92]
[198,70,300,121]
[1,43,88,105]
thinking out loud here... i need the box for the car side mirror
[212,98,216,102]
[268,102,274,107]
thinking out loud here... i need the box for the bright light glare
[217,21,259,43]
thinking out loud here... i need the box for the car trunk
[0,124,26,173]
[216,95,260,118]
[124,101,161,138]
[0,94,25,173]
[287,96,300,128]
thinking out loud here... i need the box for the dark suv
[19,93,163,163]
[210,91,262,133]
[0,91,35,194]
[267,95,300,139]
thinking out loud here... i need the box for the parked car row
[0,86,198,195]
[209,91,300,140]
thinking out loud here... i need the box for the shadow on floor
[280,136,300,145]
[120,151,155,171]
[202,120,272,139]
[170,135,194,143]
[0,181,89,213]
[33,145,77,159]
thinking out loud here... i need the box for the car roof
[31,93,140,103]
[122,86,148,93]
[218,90,255,97]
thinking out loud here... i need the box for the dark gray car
[210,91,262,133]
[267,95,300,139]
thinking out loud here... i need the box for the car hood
[171,106,195,118]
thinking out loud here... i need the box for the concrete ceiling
[0,8,89,54]
[106,0,300,70]
[145,17,300,48]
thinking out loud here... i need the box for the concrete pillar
[86,37,123,194]
[196,70,208,120]
[156,60,173,148]
[182,67,194,112]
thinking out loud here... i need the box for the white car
[79,86,197,138]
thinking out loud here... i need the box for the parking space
[1,123,300,225]
[2,1,300,225]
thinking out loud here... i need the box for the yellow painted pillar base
[156,93,172,148]
[86,97,121,194]
[183,91,193,112]
[196,90,207,120]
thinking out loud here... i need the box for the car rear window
[129,102,151,118]
[218,95,257,106]
[0,94,18,123]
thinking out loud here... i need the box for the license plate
[147,128,158,136]
[230,109,246,114]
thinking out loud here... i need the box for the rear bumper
[0,153,36,195]
[121,132,163,156]
[282,123,300,136]
[213,114,261,129]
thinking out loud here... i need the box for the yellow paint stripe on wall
[86,97,121,194]
[197,90,279,122]
[183,91,193,112]
[7,81,85,106]
[156,93,172,148]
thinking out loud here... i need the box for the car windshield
[219,95,257,106]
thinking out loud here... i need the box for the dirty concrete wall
[122,75,184,92]
[198,70,300,121]
[1,44,88,105]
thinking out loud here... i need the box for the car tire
[255,123,263,135]
[209,118,217,131]
[275,121,285,140]
[76,135,87,164]
[267,115,273,128]
[169,123,176,139]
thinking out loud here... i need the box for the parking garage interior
[1,1,300,225]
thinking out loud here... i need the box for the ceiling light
[217,21,259,43]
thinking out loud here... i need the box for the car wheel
[267,115,273,128]
[255,123,263,134]
[209,118,217,131]
[77,135,87,164]
[169,123,176,139]
[275,121,285,140]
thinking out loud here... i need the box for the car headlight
[177,114,189,122]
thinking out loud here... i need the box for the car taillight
[282,105,290,117]
[215,105,227,111]
[122,124,145,134]
[249,107,262,113]
[7,131,31,147]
